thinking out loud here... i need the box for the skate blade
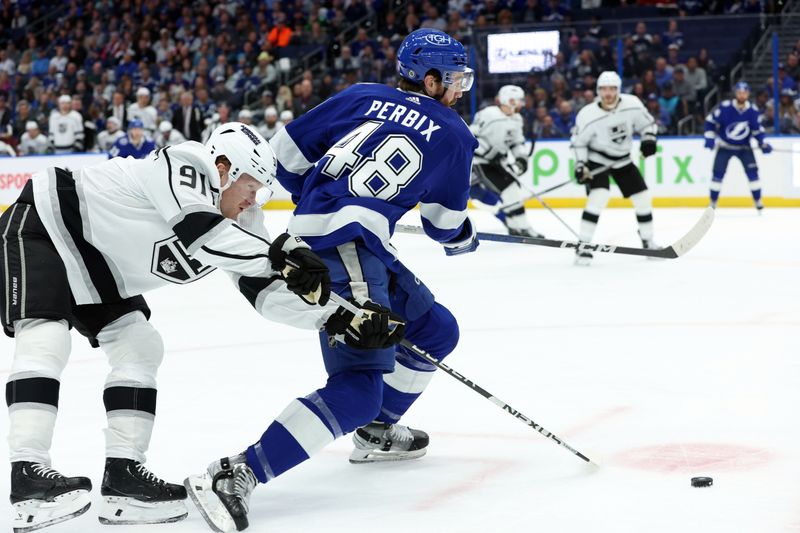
[349,448,427,464]
[97,496,188,525]
[184,474,237,533]
[13,490,91,533]
[573,256,592,267]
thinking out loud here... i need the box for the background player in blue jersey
[704,81,773,211]
[108,118,156,159]
[185,28,479,532]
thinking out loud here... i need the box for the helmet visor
[443,67,475,92]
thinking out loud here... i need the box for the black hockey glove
[515,157,528,174]
[269,233,331,306]
[324,299,406,350]
[640,139,657,158]
[574,163,592,184]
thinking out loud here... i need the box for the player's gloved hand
[574,163,592,184]
[324,299,406,350]
[640,139,657,158]
[443,217,479,256]
[704,138,715,150]
[269,233,331,306]
[515,157,528,174]
[760,143,773,154]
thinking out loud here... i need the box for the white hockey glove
[269,233,331,306]
[443,217,479,256]
[324,299,406,350]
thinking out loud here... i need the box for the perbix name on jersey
[364,99,441,142]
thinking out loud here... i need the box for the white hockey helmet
[597,71,622,91]
[498,85,525,109]
[205,122,277,189]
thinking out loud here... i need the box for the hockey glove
[443,217,479,256]
[324,299,406,350]
[515,157,528,175]
[704,138,715,150]
[640,139,657,158]
[269,233,331,306]
[574,163,592,184]
[760,143,773,154]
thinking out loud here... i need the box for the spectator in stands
[128,87,158,137]
[276,84,294,113]
[254,51,277,90]
[0,94,11,143]
[571,50,598,81]
[646,93,669,134]
[631,21,653,56]
[381,11,404,42]
[683,57,708,97]
[12,99,35,140]
[49,45,68,73]
[776,64,798,91]
[172,90,204,142]
[109,118,156,159]
[18,121,49,155]
[334,46,360,74]
[785,52,800,82]
[257,106,283,140]
[268,14,293,48]
[293,78,322,117]
[237,108,254,125]
[537,114,562,138]
[666,44,681,68]
[662,19,684,50]
[106,91,129,129]
[641,69,658,95]
[778,88,800,133]
[550,100,575,137]
[654,57,673,89]
[345,0,371,22]
[696,48,716,75]
[96,116,125,152]
[280,109,294,125]
[671,67,693,113]
[421,5,447,31]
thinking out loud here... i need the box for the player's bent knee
[10,319,72,379]
[406,303,460,360]
[97,311,164,386]
[319,370,384,433]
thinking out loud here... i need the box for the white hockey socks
[579,188,610,242]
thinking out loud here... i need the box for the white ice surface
[1,207,799,533]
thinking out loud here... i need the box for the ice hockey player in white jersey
[95,116,125,152]
[154,120,186,148]
[19,121,50,155]
[469,85,543,238]
[47,95,84,154]
[0,122,398,532]
[256,106,283,140]
[570,71,659,265]
[127,87,158,137]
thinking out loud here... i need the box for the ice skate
[185,453,257,532]
[10,461,92,533]
[508,227,545,239]
[350,422,429,463]
[755,199,764,214]
[574,249,593,266]
[98,458,187,525]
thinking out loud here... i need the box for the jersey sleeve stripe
[162,146,182,210]
[199,246,269,262]
[173,211,231,255]
[237,274,283,308]
[271,127,315,175]
[419,202,467,230]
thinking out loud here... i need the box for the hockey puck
[690,477,713,487]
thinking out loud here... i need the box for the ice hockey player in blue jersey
[185,28,479,532]
[108,118,156,159]
[704,81,772,211]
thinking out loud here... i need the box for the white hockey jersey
[19,132,50,155]
[30,141,336,330]
[127,103,158,135]
[469,105,528,165]
[257,121,284,141]
[96,129,125,153]
[155,129,187,148]
[570,94,657,169]
[48,110,84,153]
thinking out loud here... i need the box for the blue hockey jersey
[108,135,156,159]
[704,100,765,149]
[270,83,478,269]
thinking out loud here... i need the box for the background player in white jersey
[19,121,50,155]
[47,95,84,154]
[469,85,543,238]
[154,120,187,148]
[127,87,158,137]
[95,116,125,152]
[570,71,659,265]
[0,123,392,532]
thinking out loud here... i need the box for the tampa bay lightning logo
[725,121,751,141]
[425,34,451,46]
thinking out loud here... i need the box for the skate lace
[135,463,166,485]
[31,463,62,479]
[388,424,413,443]
[233,465,258,514]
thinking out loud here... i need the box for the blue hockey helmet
[128,118,144,129]
[397,29,474,92]
[734,81,750,93]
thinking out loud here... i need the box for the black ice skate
[98,458,187,525]
[185,453,258,532]
[350,422,429,463]
[508,227,545,238]
[10,461,92,533]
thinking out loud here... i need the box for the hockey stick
[328,293,596,465]
[528,192,580,239]
[396,207,714,259]
[765,147,800,154]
